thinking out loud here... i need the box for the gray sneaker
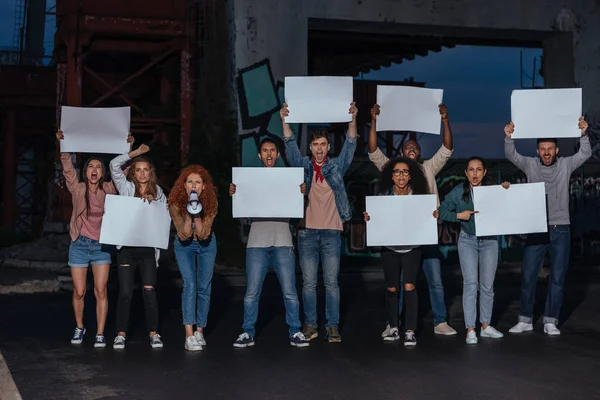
[326,326,342,343]
[302,324,318,341]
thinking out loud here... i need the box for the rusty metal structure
[53,0,197,163]
[1,0,206,238]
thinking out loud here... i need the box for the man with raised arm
[504,117,590,336]
[281,101,358,343]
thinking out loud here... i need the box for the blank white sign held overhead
[284,76,353,123]
[376,85,443,134]
[232,167,305,218]
[473,182,548,237]
[511,88,582,139]
[365,195,438,247]
[60,106,131,154]
[99,195,172,249]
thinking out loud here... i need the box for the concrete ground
[0,265,599,400]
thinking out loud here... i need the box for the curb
[0,258,66,271]
[0,352,22,400]
[0,280,60,295]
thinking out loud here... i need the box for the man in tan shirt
[368,103,457,337]
[281,102,358,343]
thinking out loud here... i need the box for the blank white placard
[376,85,443,134]
[473,182,548,236]
[60,106,130,154]
[284,76,353,123]
[511,88,582,139]
[99,195,172,249]
[365,195,438,247]
[232,167,304,218]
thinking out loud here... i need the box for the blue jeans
[457,232,499,329]
[397,247,448,325]
[68,235,111,267]
[298,229,341,328]
[173,234,217,327]
[243,246,301,336]
[519,225,570,325]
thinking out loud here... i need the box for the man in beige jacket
[368,103,457,337]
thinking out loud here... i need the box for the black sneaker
[383,327,400,342]
[150,334,164,349]
[326,326,342,343]
[404,331,417,347]
[233,332,255,348]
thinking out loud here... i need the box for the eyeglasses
[392,169,410,177]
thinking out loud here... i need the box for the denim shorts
[68,235,112,268]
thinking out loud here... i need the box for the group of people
[58,98,591,350]
[58,131,218,351]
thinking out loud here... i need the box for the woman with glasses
[364,157,437,346]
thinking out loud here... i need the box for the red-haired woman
[168,165,218,351]
[109,143,166,350]
[56,130,126,348]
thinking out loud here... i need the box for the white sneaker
[383,327,400,342]
[185,336,203,351]
[544,323,561,336]
[466,330,478,345]
[113,335,126,349]
[509,322,533,334]
[194,331,207,346]
[434,322,458,336]
[381,324,391,338]
[480,326,504,339]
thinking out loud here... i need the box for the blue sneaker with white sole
[71,327,86,344]
[94,335,107,348]
[289,332,310,348]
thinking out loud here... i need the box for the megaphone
[187,191,203,215]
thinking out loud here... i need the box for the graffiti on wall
[585,115,600,160]
[236,58,302,167]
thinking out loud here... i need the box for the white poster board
[511,88,582,139]
[60,106,130,154]
[473,182,548,236]
[232,167,305,218]
[284,76,353,123]
[376,85,443,134]
[99,195,172,249]
[365,195,438,247]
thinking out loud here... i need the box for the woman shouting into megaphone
[167,165,218,351]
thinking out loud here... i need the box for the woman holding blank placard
[438,157,510,345]
[109,142,167,350]
[364,157,437,347]
[56,129,128,348]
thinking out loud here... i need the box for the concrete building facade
[229,0,600,163]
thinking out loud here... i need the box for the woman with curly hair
[168,165,218,351]
[109,142,167,350]
[364,157,437,346]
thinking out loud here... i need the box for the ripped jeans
[116,246,158,334]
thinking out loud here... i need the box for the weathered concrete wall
[230,0,600,162]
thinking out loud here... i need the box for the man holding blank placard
[229,137,309,349]
[504,117,590,336]
[281,101,358,343]
[368,103,457,337]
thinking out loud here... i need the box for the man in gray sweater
[504,117,590,336]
